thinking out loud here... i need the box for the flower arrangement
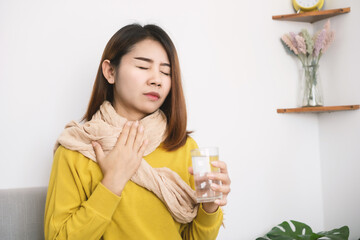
[280,20,335,107]
[281,20,335,68]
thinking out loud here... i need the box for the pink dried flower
[295,35,306,55]
[324,20,331,32]
[322,20,335,53]
[289,32,299,50]
[322,31,334,53]
[281,34,298,55]
[314,29,326,57]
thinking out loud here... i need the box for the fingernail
[211,161,218,166]
[126,121,132,126]
[134,121,139,126]
[139,125,144,132]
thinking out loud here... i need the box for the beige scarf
[54,101,198,223]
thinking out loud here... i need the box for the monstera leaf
[257,220,349,240]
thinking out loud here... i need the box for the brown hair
[82,24,189,151]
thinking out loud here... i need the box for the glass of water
[191,147,222,203]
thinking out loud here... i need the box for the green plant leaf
[316,226,349,240]
[258,220,325,240]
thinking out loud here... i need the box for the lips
[144,92,160,100]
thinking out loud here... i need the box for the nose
[148,69,162,87]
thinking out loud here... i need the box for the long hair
[82,24,189,151]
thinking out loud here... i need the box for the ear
[102,60,115,84]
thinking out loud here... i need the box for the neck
[112,101,146,121]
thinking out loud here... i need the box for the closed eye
[137,66,148,70]
[137,66,170,76]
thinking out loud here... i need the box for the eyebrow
[134,57,171,67]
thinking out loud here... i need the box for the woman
[44,23,231,240]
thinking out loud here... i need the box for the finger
[207,172,231,184]
[116,121,132,147]
[133,124,144,150]
[211,161,228,174]
[214,196,227,206]
[126,121,138,147]
[92,141,105,162]
[137,139,148,157]
[211,182,231,195]
[188,166,194,175]
[194,173,208,185]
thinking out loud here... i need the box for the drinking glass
[191,147,222,203]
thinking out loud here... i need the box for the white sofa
[0,187,47,240]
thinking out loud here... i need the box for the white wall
[315,0,360,239]
[1,0,357,239]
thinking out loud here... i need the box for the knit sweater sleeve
[44,146,121,240]
[181,204,223,240]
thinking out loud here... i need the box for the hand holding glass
[191,147,222,203]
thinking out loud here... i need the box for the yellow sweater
[44,137,223,239]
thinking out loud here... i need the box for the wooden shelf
[277,105,360,113]
[272,7,350,23]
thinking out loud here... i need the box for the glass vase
[300,64,323,107]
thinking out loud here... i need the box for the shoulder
[167,136,198,154]
[53,145,94,169]
[54,145,83,160]
[183,136,199,150]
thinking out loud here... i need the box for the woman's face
[111,39,171,120]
